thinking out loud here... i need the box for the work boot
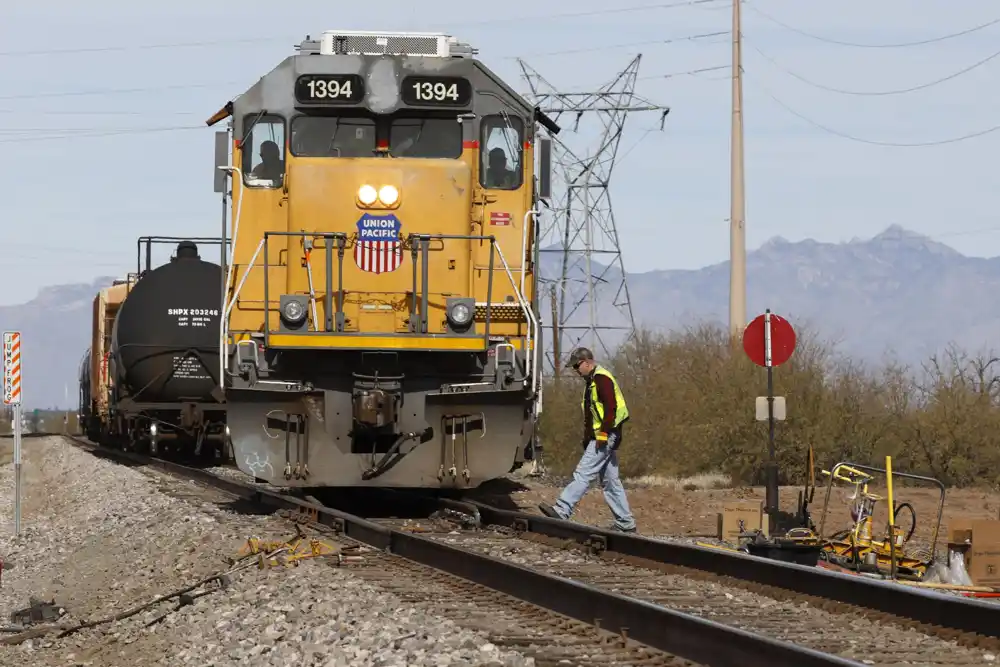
[606,522,637,533]
[538,503,563,520]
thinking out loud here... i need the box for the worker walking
[539,347,637,533]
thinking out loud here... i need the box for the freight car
[79,237,230,460]
[206,29,559,489]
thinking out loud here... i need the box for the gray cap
[565,347,594,368]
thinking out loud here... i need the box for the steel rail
[61,436,858,667]
[465,500,1000,638]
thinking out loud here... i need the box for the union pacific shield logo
[354,213,403,274]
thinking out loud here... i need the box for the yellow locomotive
[206,29,558,489]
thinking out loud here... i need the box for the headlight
[378,185,399,205]
[358,184,378,205]
[448,302,472,326]
[282,299,306,323]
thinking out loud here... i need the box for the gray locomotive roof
[208,33,547,134]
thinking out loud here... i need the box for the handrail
[219,165,245,390]
[222,238,266,377]
[407,232,538,388]
[223,228,540,392]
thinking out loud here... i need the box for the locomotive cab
[210,30,557,489]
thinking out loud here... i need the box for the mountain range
[1,225,993,408]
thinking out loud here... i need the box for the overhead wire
[735,5,1000,147]
[0,125,205,144]
[744,3,1000,49]
[745,37,1000,96]
[0,0,727,58]
[513,30,728,58]
[746,71,1000,147]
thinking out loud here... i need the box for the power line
[745,36,1000,96]
[0,108,200,116]
[0,125,204,144]
[511,30,728,58]
[748,73,1000,147]
[745,3,1000,49]
[638,64,729,80]
[0,1,726,58]
[0,81,242,101]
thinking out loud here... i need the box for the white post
[13,402,20,537]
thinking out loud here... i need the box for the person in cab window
[486,147,517,189]
[251,140,283,184]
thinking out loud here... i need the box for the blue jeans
[552,434,636,531]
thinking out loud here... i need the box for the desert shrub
[537,322,1000,490]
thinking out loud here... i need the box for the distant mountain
[0,277,115,409]
[2,226,994,408]
[538,224,999,367]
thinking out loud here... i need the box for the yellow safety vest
[582,365,629,432]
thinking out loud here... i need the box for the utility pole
[519,56,670,372]
[729,0,747,339]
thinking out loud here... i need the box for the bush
[537,322,1000,489]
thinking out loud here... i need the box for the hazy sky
[2,0,998,305]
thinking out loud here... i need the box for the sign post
[742,311,796,530]
[3,331,22,537]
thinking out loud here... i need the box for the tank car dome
[173,240,200,260]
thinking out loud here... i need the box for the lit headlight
[282,299,306,323]
[448,302,472,327]
[378,185,399,205]
[358,184,378,205]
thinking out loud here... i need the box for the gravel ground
[0,437,534,667]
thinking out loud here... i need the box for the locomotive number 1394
[294,74,365,104]
[400,76,471,106]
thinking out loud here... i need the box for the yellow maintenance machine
[813,458,945,580]
[742,448,945,581]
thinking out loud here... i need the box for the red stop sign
[742,312,796,368]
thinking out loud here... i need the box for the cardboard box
[969,520,1000,587]
[717,500,763,542]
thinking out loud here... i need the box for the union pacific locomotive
[78,237,230,460]
[206,29,558,488]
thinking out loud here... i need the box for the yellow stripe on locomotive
[207,29,558,490]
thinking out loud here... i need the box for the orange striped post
[3,330,22,536]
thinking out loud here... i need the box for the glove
[595,431,608,448]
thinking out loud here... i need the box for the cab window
[389,117,462,159]
[240,114,285,188]
[290,115,377,157]
[480,115,523,190]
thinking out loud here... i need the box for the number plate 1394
[401,76,472,106]
[294,74,365,104]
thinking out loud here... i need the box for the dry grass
[539,322,1000,489]
[624,472,732,491]
[0,440,11,466]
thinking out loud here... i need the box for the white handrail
[222,238,266,376]
[490,240,539,391]
[218,165,244,389]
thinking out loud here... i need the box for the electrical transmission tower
[518,55,669,375]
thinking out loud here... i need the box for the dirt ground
[477,471,1000,554]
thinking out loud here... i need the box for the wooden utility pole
[729,0,747,339]
[549,283,562,378]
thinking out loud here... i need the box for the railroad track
[57,434,856,667]
[53,433,1000,666]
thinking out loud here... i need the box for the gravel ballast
[0,436,532,667]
